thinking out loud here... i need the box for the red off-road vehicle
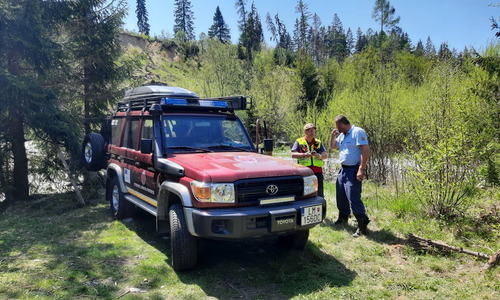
[82,85,326,271]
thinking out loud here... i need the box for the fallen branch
[408,233,491,260]
[55,144,85,205]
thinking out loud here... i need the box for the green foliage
[64,0,128,134]
[197,40,244,97]
[326,49,418,183]
[404,62,484,218]
[294,50,320,110]
[395,50,433,86]
[471,42,500,185]
[250,50,302,141]
[0,0,75,200]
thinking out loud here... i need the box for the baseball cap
[304,123,316,130]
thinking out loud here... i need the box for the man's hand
[330,129,340,149]
[356,169,364,181]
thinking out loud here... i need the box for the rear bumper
[184,196,326,240]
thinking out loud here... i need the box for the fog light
[211,220,226,233]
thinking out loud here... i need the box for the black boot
[332,214,349,225]
[352,214,370,237]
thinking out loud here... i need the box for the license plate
[301,205,322,226]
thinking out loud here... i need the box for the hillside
[120,32,181,63]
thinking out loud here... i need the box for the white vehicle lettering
[277,219,294,225]
[133,182,155,195]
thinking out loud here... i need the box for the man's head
[304,123,316,140]
[334,115,351,134]
[304,123,316,131]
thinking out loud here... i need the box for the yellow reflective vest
[296,137,324,167]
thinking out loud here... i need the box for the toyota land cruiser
[82,85,326,271]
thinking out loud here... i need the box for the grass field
[1,182,500,300]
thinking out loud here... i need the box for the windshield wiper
[166,146,213,153]
[208,145,251,152]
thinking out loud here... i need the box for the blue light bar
[198,100,228,108]
[162,98,187,105]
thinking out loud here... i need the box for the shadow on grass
[129,208,356,299]
[0,192,123,299]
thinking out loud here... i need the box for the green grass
[1,183,500,299]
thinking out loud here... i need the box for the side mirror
[140,139,153,154]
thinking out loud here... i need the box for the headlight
[190,181,235,203]
[303,175,318,196]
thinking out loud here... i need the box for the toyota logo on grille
[266,184,278,195]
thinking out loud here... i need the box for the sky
[122,0,500,52]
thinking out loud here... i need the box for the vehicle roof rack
[116,85,252,113]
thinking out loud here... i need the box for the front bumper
[184,196,326,240]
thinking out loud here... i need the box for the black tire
[278,230,310,249]
[109,177,134,220]
[82,133,106,171]
[169,203,197,271]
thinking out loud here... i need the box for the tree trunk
[8,49,30,201]
[9,105,29,200]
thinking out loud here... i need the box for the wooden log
[55,144,85,206]
[408,233,491,260]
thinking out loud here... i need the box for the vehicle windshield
[162,114,255,153]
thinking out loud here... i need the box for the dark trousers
[315,172,324,197]
[336,166,366,216]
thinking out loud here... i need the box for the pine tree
[355,27,368,53]
[208,6,231,43]
[346,28,354,56]
[310,13,324,66]
[326,14,347,61]
[415,39,425,56]
[136,0,150,36]
[266,12,293,64]
[293,18,300,52]
[294,0,311,53]
[273,13,292,51]
[235,0,247,35]
[266,12,277,42]
[295,50,319,110]
[174,0,195,41]
[245,2,263,53]
[0,0,54,201]
[372,0,400,34]
[0,0,84,202]
[438,42,453,59]
[65,0,127,135]
[425,36,436,58]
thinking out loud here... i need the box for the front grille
[236,176,303,204]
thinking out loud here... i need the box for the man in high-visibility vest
[291,123,327,197]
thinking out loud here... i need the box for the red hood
[169,152,313,182]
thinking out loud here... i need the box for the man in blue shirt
[329,115,370,237]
